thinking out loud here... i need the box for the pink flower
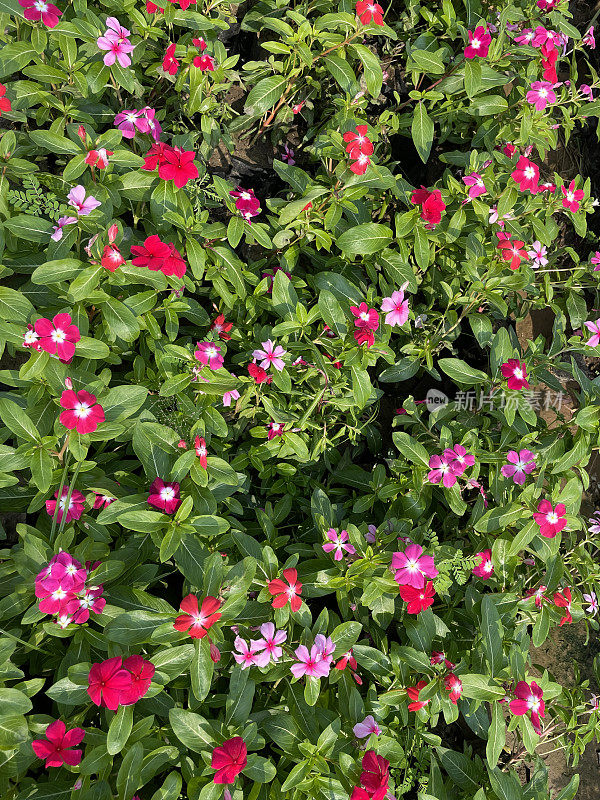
[381,287,409,327]
[355,1,384,26]
[194,54,215,71]
[211,737,247,784]
[97,18,135,67]
[351,302,379,331]
[267,421,285,439]
[443,444,475,476]
[501,359,530,390]
[561,180,584,212]
[253,622,286,662]
[472,549,494,579]
[463,172,486,198]
[464,26,492,59]
[585,319,600,347]
[147,478,181,514]
[410,186,446,226]
[525,585,548,609]
[36,552,86,593]
[590,252,600,271]
[51,216,77,241]
[252,339,286,371]
[427,454,457,488]
[66,585,106,624]
[174,594,221,638]
[533,499,567,538]
[34,313,80,362]
[193,37,207,52]
[509,681,545,734]
[444,673,463,704]
[399,581,435,614]
[291,644,331,678]
[32,720,85,768]
[59,389,105,434]
[584,592,598,615]
[67,185,101,216]
[223,388,240,407]
[87,656,133,711]
[195,341,224,370]
[322,528,356,561]
[19,0,62,27]
[353,715,381,738]
[230,187,261,219]
[583,26,595,48]
[501,449,536,484]
[527,241,548,268]
[114,109,149,139]
[85,148,111,169]
[158,147,199,188]
[526,81,557,110]
[514,28,534,45]
[130,234,186,277]
[45,486,86,524]
[194,435,208,468]
[163,42,179,74]
[511,157,539,193]
[392,544,438,588]
[233,636,271,669]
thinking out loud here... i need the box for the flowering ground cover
[1,0,600,799]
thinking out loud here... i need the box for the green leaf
[337,223,393,256]
[392,432,430,466]
[317,289,348,337]
[481,596,503,675]
[438,358,488,386]
[409,48,446,75]
[105,610,172,644]
[191,638,214,702]
[486,702,505,767]
[244,76,287,115]
[413,225,430,269]
[30,130,80,155]
[0,688,32,715]
[350,43,383,97]
[242,754,277,783]
[464,61,482,98]
[101,298,140,342]
[304,676,320,706]
[468,95,508,116]
[5,214,54,242]
[0,398,40,442]
[107,704,134,755]
[412,102,434,163]
[117,741,143,800]
[168,708,215,753]
[324,55,358,95]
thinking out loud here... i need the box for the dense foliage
[1,0,600,799]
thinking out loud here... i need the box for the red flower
[211,737,247,784]
[500,358,529,390]
[147,1,164,10]
[148,478,181,514]
[174,594,222,638]
[120,655,155,704]
[19,0,62,27]
[162,243,187,277]
[407,680,430,711]
[354,328,375,347]
[101,244,125,272]
[541,42,558,82]
[131,235,186,277]
[87,656,133,711]
[210,313,233,340]
[193,37,207,52]
[553,587,572,625]
[59,389,105,435]
[194,54,216,71]
[267,568,302,612]
[511,156,539,193]
[561,180,584,213]
[410,186,446,226]
[355,1,384,26]
[142,142,171,171]
[163,43,179,75]
[194,435,208,468]
[360,750,389,794]
[533,499,567,538]
[464,25,492,59]
[34,313,80,362]
[32,720,85,768]
[343,125,373,158]
[399,581,435,614]
[497,236,528,270]
[248,362,271,384]
[350,153,372,174]
[0,83,11,116]
[158,146,198,188]
[444,673,463,704]
[85,148,112,169]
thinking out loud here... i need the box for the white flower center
[547,512,558,524]
[52,328,66,343]
[161,487,175,500]
[472,38,481,48]
[74,402,91,418]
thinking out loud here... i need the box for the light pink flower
[322,528,356,561]
[252,339,286,371]
[97,18,135,67]
[233,636,270,669]
[527,241,548,268]
[51,215,77,241]
[223,388,240,407]
[391,543,438,589]
[353,715,381,738]
[67,185,101,216]
[526,81,557,110]
[585,319,600,347]
[314,634,335,664]
[381,286,409,327]
[290,644,331,679]
[501,449,536,484]
[253,622,286,662]
[195,341,224,370]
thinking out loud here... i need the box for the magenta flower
[36,552,86,593]
[509,681,545,734]
[464,26,492,59]
[381,287,409,327]
[141,106,162,142]
[353,715,381,738]
[350,302,379,331]
[391,544,438,589]
[501,359,529,390]
[526,81,557,110]
[66,586,106,624]
[267,421,285,440]
[366,524,377,544]
[591,252,600,271]
[252,339,286,371]
[472,549,494,579]
[97,18,135,68]
[443,444,475,477]
[223,388,240,407]
[233,636,270,669]
[114,109,150,139]
[533,500,567,538]
[45,486,86,524]
[147,478,181,514]
[291,644,331,679]
[195,341,224,370]
[463,172,486,198]
[427,454,457,488]
[254,622,287,662]
[51,216,77,242]
[583,26,596,48]
[561,180,584,213]
[34,313,80,362]
[322,528,356,561]
[67,185,101,216]
[32,720,85,768]
[501,449,536,484]
[87,656,133,711]
[19,0,62,27]
[59,389,105,435]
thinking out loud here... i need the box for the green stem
[50,447,71,546]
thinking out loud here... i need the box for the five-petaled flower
[407,680,430,712]
[147,478,181,514]
[392,544,438,588]
[511,157,539,193]
[355,1,384,26]
[211,737,247,784]
[19,0,62,27]
[501,359,530,390]
[561,180,584,212]
[46,486,85,524]
[353,715,381,738]
[509,680,545,734]
[526,80,557,110]
[553,587,573,625]
[533,499,567,538]
[464,26,492,59]
[67,185,101,216]
[34,313,80,362]
[322,528,356,561]
[399,581,436,614]
[410,186,446,226]
[174,594,222,638]
[252,339,286,371]
[497,234,528,270]
[444,673,463,704]
[59,389,105,434]
[472,549,494,579]
[32,720,85,768]
[585,319,600,347]
[267,568,302,611]
[195,341,224,370]
[501,449,536,484]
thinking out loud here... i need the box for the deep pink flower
[45,486,85,524]
[360,750,389,794]
[351,302,379,331]
[561,180,584,212]
[322,528,356,560]
[509,681,545,734]
[59,389,105,434]
[120,655,155,704]
[291,644,331,678]
[583,26,595,48]
[399,581,435,614]
[67,185,101,216]
[381,288,409,327]
[353,715,381,738]
[34,313,80,362]
[472,549,494,579]
[585,319,600,347]
[66,585,106,624]
[233,636,270,669]
[19,0,62,27]
[533,499,567,538]
[253,622,286,662]
[267,421,285,439]
[525,585,548,609]
[252,339,286,371]
[343,125,373,158]
[37,552,86,593]
[465,26,492,58]
[211,737,247,784]
[194,54,215,71]
[443,444,475,476]
[158,147,198,188]
[195,341,224,370]
[194,435,208,468]
[463,172,486,198]
[392,544,438,588]
[526,81,557,110]
[444,673,463,704]
[267,568,302,611]
[553,587,572,626]
[501,359,530,390]
[87,656,133,711]
[229,187,260,217]
[410,186,446,226]
[501,449,536,484]
[511,157,539,193]
[32,720,85,768]
[163,43,179,75]
[147,478,181,514]
[427,454,457,488]
[497,235,528,271]
[114,109,150,139]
